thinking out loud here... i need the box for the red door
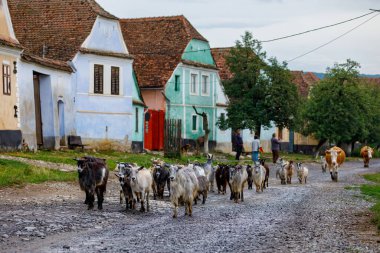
[144,110,165,150]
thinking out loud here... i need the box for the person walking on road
[252,135,260,162]
[271,133,281,163]
[235,130,243,160]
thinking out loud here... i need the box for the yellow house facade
[0,0,22,149]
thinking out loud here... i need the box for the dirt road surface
[1,160,379,252]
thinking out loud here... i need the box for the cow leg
[167,179,171,197]
[188,201,193,217]
[241,188,244,202]
[139,193,145,212]
[146,191,150,212]
[202,191,207,205]
[96,187,105,210]
[84,191,90,204]
[120,190,124,204]
[172,200,178,218]
[87,190,95,210]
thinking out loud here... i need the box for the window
[174,75,180,92]
[190,74,197,94]
[201,75,209,95]
[135,107,139,133]
[192,115,197,131]
[111,66,120,95]
[278,127,283,140]
[94,64,104,94]
[2,64,11,95]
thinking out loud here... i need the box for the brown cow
[360,146,374,168]
[325,146,346,182]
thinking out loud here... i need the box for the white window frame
[190,72,198,95]
[201,74,210,96]
[191,114,198,132]
[89,61,123,96]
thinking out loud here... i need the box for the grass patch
[0,159,77,188]
[2,150,210,171]
[361,173,380,231]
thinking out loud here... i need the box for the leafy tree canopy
[301,59,380,145]
[217,31,300,132]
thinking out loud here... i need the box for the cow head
[207,153,214,162]
[115,163,132,186]
[229,165,242,182]
[326,149,341,169]
[253,162,261,174]
[74,158,86,173]
[368,148,373,159]
[296,162,302,171]
[259,158,266,166]
[130,166,144,182]
[169,165,182,181]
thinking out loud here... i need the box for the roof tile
[120,15,208,88]
[8,0,117,63]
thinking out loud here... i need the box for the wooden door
[144,110,165,151]
[33,75,43,146]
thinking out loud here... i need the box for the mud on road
[1,160,379,253]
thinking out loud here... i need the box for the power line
[260,10,377,43]
[286,12,380,63]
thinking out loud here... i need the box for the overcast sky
[97,0,380,74]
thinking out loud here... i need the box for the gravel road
[1,160,379,253]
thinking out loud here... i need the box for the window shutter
[94,64,104,94]
[111,66,120,95]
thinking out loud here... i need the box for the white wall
[18,61,74,150]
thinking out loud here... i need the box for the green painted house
[120,16,230,151]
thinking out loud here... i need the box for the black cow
[75,157,109,210]
[152,164,171,200]
[215,164,230,194]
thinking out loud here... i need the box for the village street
[0,160,379,253]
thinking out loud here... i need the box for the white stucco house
[8,0,144,151]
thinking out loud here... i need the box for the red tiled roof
[120,15,208,88]
[210,48,319,97]
[362,77,380,86]
[211,47,233,81]
[181,59,218,70]
[8,0,118,64]
[22,54,72,72]
[0,35,23,50]
[291,71,320,97]
[79,48,133,60]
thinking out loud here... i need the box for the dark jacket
[271,137,280,151]
[236,134,243,150]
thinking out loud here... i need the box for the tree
[217,31,299,134]
[301,59,378,156]
[193,105,210,155]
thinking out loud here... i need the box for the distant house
[0,0,23,150]
[212,47,321,154]
[120,16,229,151]
[8,0,144,151]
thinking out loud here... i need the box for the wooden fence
[164,119,182,158]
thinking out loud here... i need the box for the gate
[164,119,182,158]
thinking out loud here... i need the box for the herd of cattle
[73,146,375,218]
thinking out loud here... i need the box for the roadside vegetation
[0,159,76,188]
[361,173,380,230]
[2,150,210,170]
